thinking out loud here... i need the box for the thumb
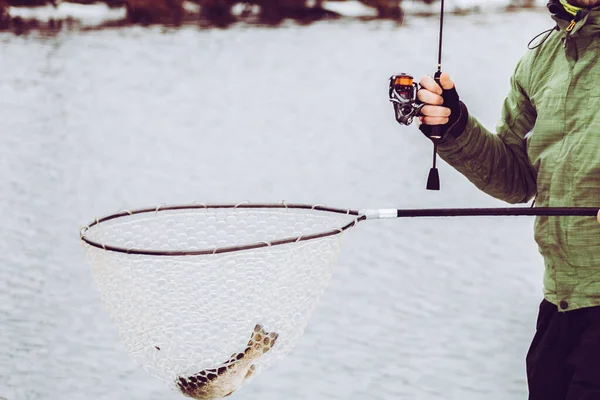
[439,72,455,90]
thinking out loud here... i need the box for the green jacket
[436,3,600,311]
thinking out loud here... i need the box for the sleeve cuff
[437,102,475,151]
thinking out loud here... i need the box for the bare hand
[417,72,456,126]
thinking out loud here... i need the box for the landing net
[80,202,598,398]
[80,203,360,398]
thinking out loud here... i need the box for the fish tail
[248,323,279,353]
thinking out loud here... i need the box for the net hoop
[80,203,363,256]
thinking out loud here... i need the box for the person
[416,0,600,399]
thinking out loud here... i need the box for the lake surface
[0,7,554,400]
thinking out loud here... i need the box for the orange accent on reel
[395,76,413,86]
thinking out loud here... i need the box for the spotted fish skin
[177,323,279,399]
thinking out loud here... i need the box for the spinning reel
[388,74,425,126]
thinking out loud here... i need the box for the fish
[177,323,279,399]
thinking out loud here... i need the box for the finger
[419,75,442,95]
[438,72,455,91]
[421,116,449,126]
[597,209,600,224]
[421,105,451,118]
[417,89,444,106]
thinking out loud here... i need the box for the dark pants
[526,299,600,400]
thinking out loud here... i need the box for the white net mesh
[81,206,358,399]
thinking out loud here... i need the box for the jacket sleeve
[435,58,538,204]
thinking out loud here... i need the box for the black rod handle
[429,71,444,141]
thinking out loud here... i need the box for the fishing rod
[388,0,446,190]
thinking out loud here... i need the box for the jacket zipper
[564,10,583,47]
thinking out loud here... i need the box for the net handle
[359,207,600,219]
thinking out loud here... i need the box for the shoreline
[1,0,547,35]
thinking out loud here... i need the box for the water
[0,8,554,400]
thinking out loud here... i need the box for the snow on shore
[5,0,549,29]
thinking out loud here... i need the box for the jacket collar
[548,0,600,36]
[548,0,574,21]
